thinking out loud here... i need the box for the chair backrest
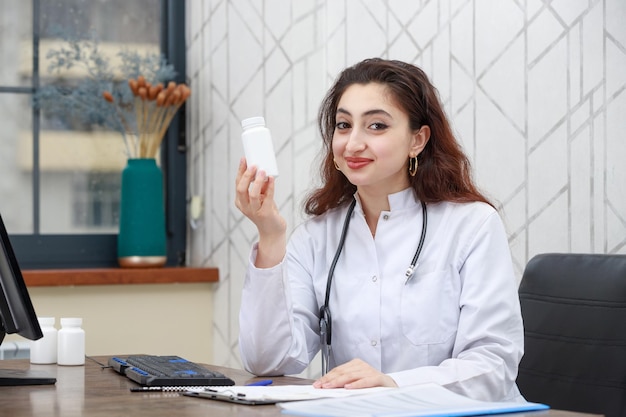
[517,253,626,417]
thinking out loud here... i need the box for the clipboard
[183,390,278,405]
[182,385,392,406]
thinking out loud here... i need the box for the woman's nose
[345,127,366,152]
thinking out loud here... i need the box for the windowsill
[22,267,219,287]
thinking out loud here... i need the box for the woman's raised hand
[235,157,287,267]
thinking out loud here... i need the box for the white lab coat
[239,188,525,402]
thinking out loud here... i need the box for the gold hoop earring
[333,159,340,170]
[408,156,418,177]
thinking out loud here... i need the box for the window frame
[1,0,187,269]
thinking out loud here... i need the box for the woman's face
[332,82,427,194]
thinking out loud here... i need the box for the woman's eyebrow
[336,107,351,116]
[336,108,392,118]
[363,109,392,118]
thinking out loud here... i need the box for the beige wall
[6,283,214,363]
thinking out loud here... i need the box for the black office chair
[517,253,626,417]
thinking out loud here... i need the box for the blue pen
[245,379,273,386]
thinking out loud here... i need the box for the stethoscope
[318,197,428,375]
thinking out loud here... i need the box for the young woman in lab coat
[235,58,524,402]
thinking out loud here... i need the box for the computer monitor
[0,213,56,385]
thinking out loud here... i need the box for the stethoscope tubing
[319,197,427,373]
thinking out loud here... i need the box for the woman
[235,58,524,402]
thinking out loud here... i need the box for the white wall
[186,0,626,373]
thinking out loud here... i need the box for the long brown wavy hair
[304,58,493,216]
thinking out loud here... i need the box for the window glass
[0,0,185,268]
[35,0,161,234]
[0,93,34,233]
[0,2,32,87]
[41,0,160,43]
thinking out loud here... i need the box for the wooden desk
[0,356,309,417]
[0,356,601,417]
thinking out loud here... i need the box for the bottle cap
[38,317,55,326]
[60,317,83,327]
[241,116,265,129]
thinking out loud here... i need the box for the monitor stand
[0,368,56,386]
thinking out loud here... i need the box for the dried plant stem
[146,106,167,158]
[140,99,150,157]
[152,106,181,157]
[103,91,134,157]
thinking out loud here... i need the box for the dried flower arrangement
[34,33,190,159]
[103,77,191,158]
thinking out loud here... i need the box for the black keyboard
[109,355,235,387]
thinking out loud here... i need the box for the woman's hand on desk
[313,358,398,389]
[235,158,287,267]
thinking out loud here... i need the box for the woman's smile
[345,156,372,170]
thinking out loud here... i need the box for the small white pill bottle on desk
[30,317,58,364]
[57,317,85,366]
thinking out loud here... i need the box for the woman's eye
[336,121,350,130]
[370,122,388,130]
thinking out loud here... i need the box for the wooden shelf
[22,267,219,287]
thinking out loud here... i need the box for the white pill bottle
[241,116,279,177]
[57,317,85,366]
[30,317,58,364]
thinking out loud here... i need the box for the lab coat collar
[353,188,420,216]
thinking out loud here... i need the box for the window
[72,173,120,230]
[0,0,187,269]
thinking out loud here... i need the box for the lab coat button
[371,340,377,346]
[383,214,389,220]
[372,275,377,282]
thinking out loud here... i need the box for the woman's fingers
[312,359,398,389]
[248,170,269,209]
[235,159,258,210]
[235,157,247,184]
[235,158,277,222]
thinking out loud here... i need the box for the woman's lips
[345,157,372,169]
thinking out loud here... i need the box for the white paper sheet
[277,383,549,417]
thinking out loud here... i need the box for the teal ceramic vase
[117,158,167,267]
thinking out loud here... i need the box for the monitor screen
[0,213,56,385]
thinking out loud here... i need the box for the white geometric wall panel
[186,0,626,372]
